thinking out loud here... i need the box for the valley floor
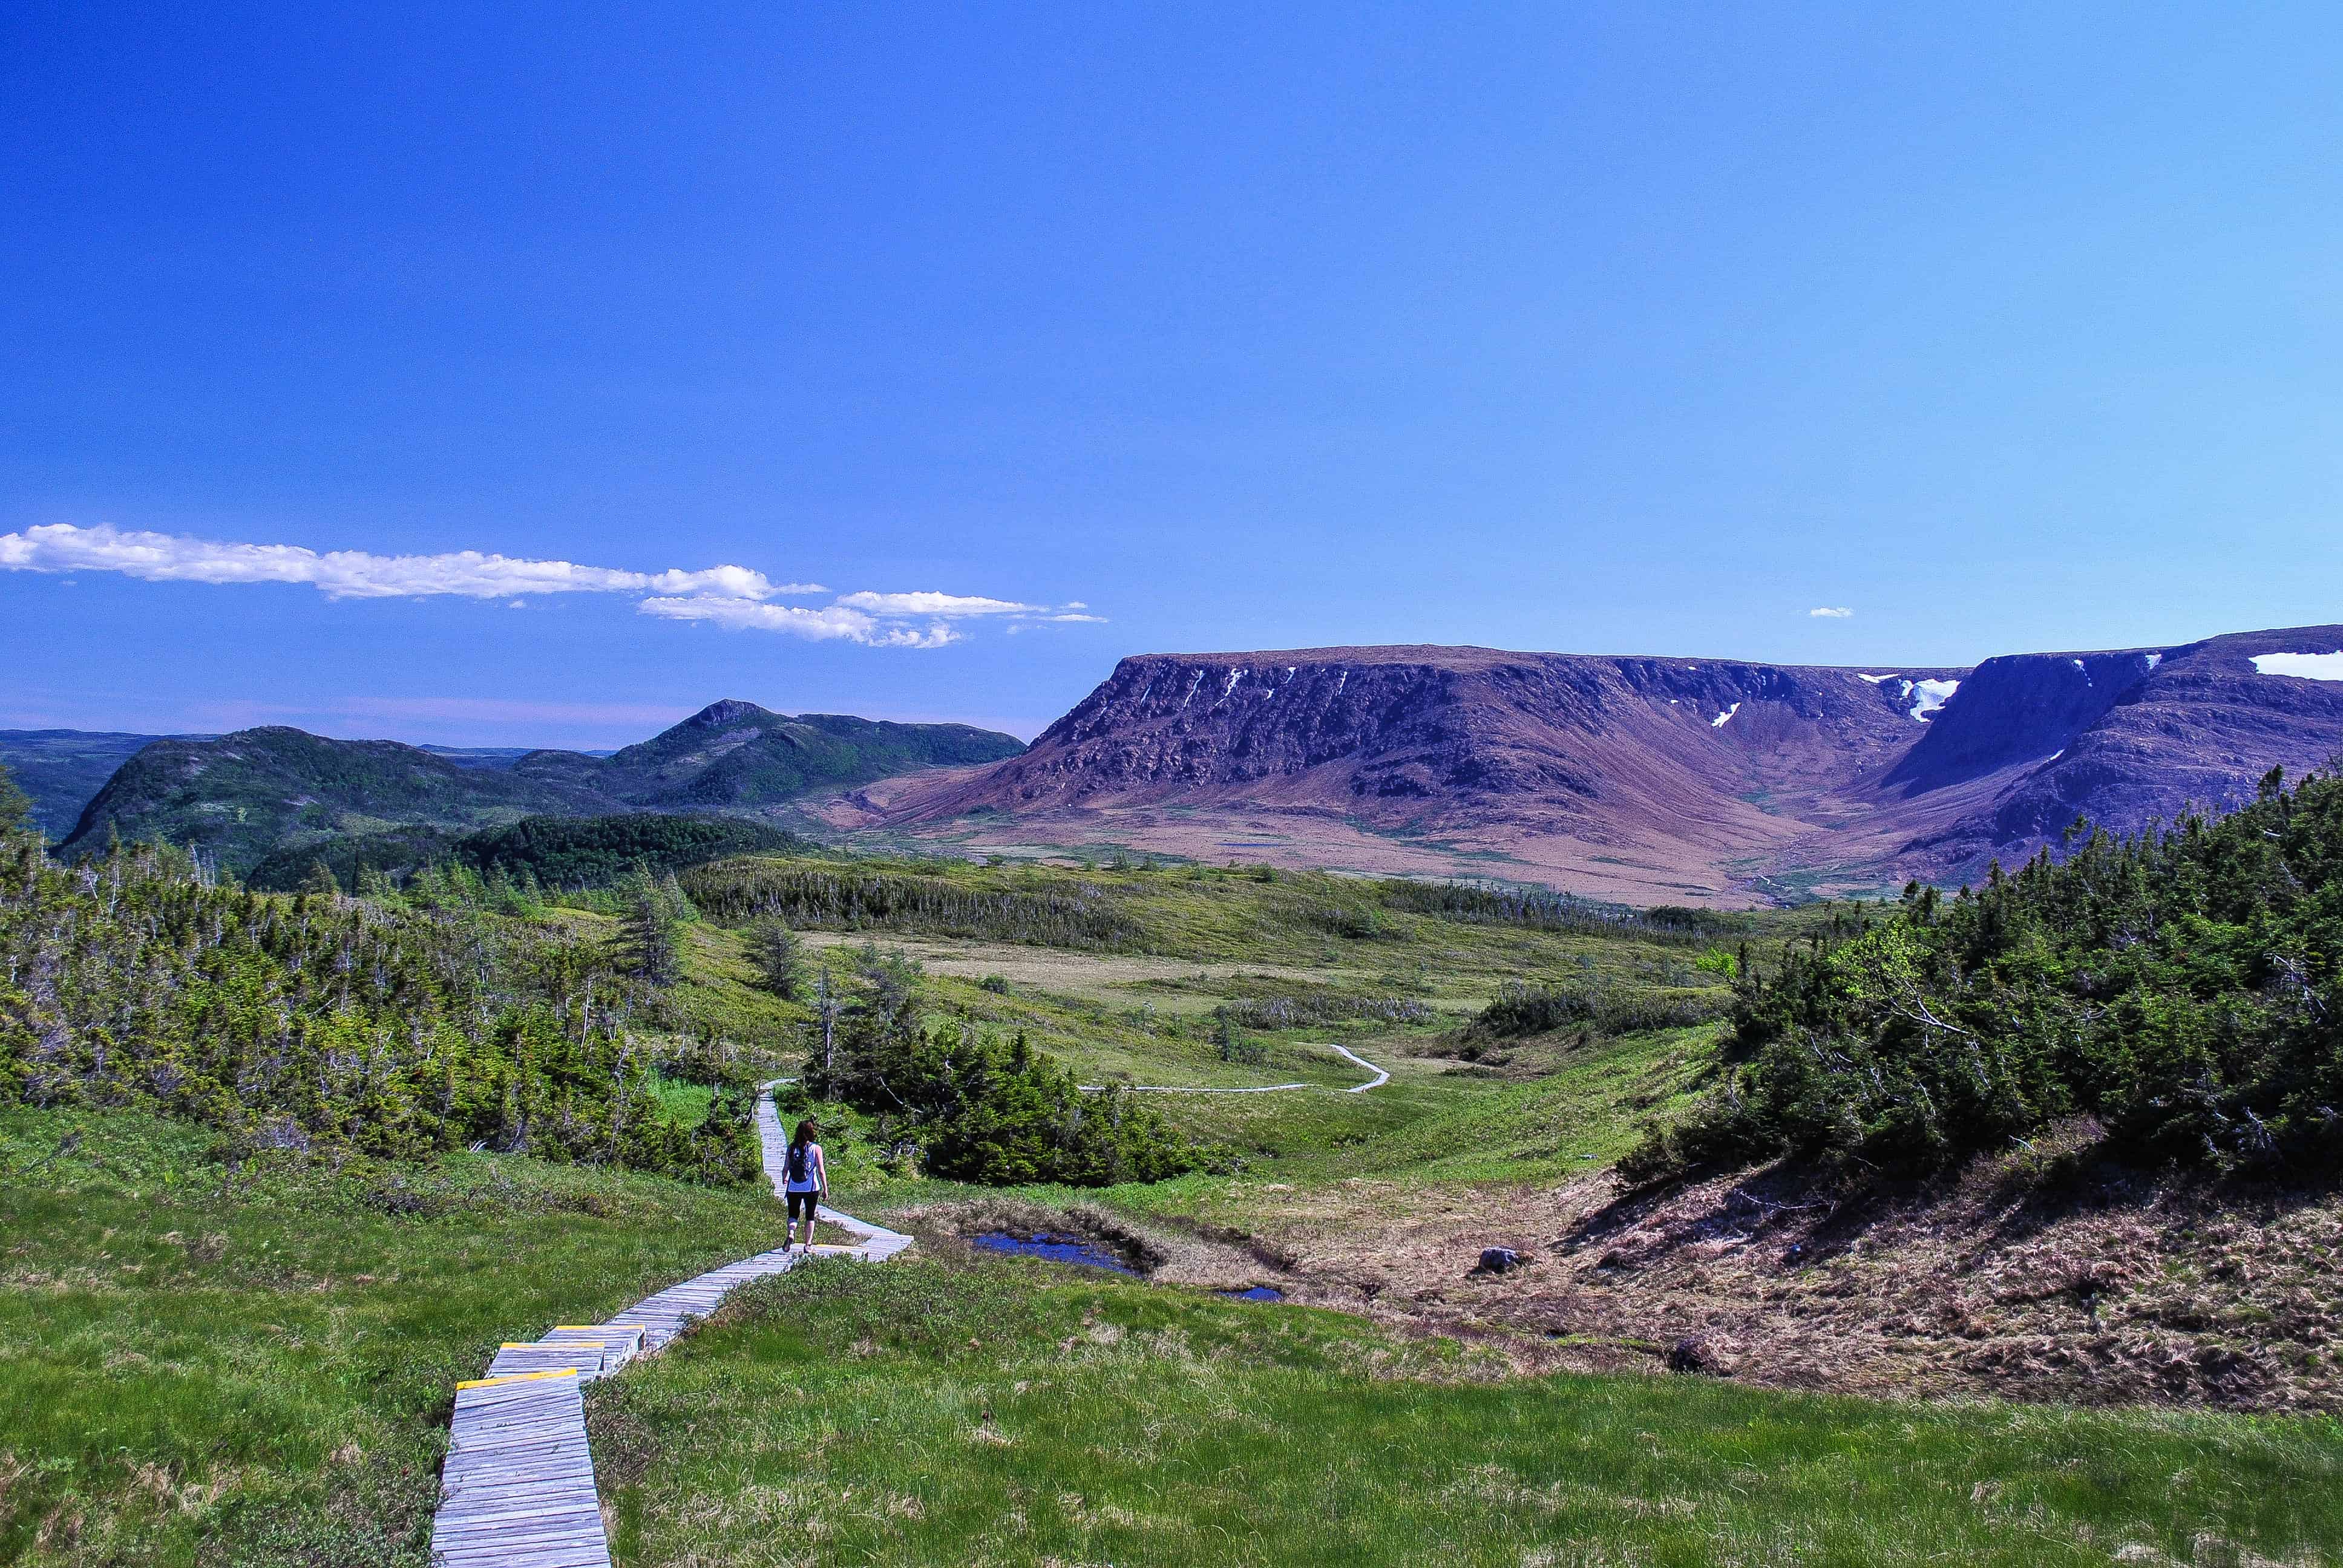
[11,881,2343,1567]
[8,1100,2342,1567]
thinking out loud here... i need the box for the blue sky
[5,4,2339,747]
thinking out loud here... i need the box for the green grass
[0,1107,789,1567]
[643,1073,716,1131]
[591,1250,2343,1567]
[684,854,1752,973]
[18,850,2327,1566]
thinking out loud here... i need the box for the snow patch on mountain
[2252,652,2343,682]
[1909,679,1960,721]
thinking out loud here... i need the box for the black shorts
[787,1190,821,1223]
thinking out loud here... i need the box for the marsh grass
[592,1251,2343,1567]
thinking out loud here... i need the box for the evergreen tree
[0,834,757,1184]
[615,864,682,988]
[298,860,341,896]
[1628,767,2343,1184]
[750,916,804,1000]
[802,965,1208,1186]
[0,763,31,837]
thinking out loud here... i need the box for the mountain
[56,702,1026,873]
[60,727,618,872]
[554,699,1024,810]
[0,730,208,839]
[1889,628,2343,869]
[867,627,2343,904]
[419,743,614,769]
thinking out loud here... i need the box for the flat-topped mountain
[57,702,1024,873]
[871,627,2343,903]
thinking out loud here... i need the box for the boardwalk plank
[426,1084,912,1565]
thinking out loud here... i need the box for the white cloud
[0,522,783,601]
[833,590,1040,618]
[1,522,1071,648]
[1809,606,1853,618]
[637,595,957,647]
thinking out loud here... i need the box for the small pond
[971,1232,1288,1302]
[970,1232,1138,1274]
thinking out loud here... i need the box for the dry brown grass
[1092,1143,2343,1414]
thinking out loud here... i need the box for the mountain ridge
[862,626,2343,903]
[55,701,1026,873]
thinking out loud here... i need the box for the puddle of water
[970,1232,1137,1274]
[1221,1285,1285,1302]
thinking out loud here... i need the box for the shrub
[1463,982,1726,1042]
[1628,769,2343,1184]
[802,974,1210,1186]
[0,826,758,1184]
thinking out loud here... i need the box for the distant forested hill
[574,699,1027,810]
[60,727,618,873]
[0,730,200,838]
[244,812,813,893]
[54,701,1024,873]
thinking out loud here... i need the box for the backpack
[787,1143,811,1184]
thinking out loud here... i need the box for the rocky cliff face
[889,646,1962,890]
[1884,649,2159,794]
[1901,627,2343,871]
[880,627,2343,902]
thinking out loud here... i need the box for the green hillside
[0,728,191,838]
[577,699,1026,809]
[244,811,814,892]
[54,702,1024,874]
[8,792,2343,1563]
[57,727,618,872]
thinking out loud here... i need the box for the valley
[7,788,2343,1564]
[14,15,2335,1566]
[7,645,2343,1564]
[18,622,2343,910]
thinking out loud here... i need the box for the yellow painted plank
[455,1368,581,1390]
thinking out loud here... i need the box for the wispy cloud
[834,590,1038,618]
[637,595,958,647]
[1808,606,1853,618]
[0,523,1081,647]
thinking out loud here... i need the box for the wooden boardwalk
[428,1086,911,1567]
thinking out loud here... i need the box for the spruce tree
[0,763,31,837]
[750,916,804,999]
[616,865,681,988]
[298,860,341,896]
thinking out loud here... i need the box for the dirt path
[1081,1041,1388,1094]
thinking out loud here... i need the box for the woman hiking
[783,1119,828,1252]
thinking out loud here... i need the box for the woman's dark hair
[791,1118,816,1149]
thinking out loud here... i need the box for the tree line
[0,768,758,1184]
[1630,768,2343,1184]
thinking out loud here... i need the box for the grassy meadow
[591,1252,2343,1568]
[8,852,2342,1565]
